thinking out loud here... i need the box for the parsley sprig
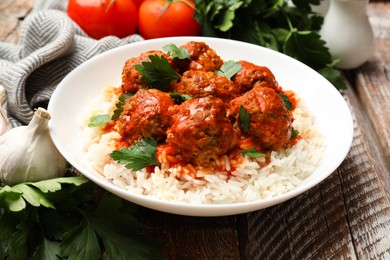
[215,60,242,80]
[278,93,293,110]
[238,105,250,133]
[291,128,300,139]
[170,92,192,104]
[241,147,267,157]
[135,55,180,91]
[88,92,133,128]
[135,44,192,91]
[0,176,163,259]
[194,0,346,90]
[110,138,160,171]
[112,92,133,120]
[163,44,190,59]
[88,114,110,127]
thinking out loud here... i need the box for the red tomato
[67,0,138,39]
[138,0,200,39]
[133,0,145,7]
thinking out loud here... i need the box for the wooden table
[1,0,389,259]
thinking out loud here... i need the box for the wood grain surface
[357,2,390,170]
[1,1,389,259]
[0,0,34,44]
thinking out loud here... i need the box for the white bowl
[48,36,353,216]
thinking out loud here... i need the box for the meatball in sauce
[175,41,224,73]
[229,86,293,150]
[167,96,238,166]
[232,60,281,94]
[121,50,173,93]
[118,89,174,145]
[173,70,240,102]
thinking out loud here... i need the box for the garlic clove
[0,107,67,185]
[0,85,10,136]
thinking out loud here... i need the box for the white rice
[81,86,325,204]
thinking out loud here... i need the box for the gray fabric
[0,0,143,127]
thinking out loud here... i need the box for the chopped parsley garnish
[291,128,300,139]
[110,138,160,171]
[215,60,242,80]
[238,105,250,133]
[278,93,293,111]
[135,54,180,91]
[170,92,192,104]
[88,114,110,127]
[112,92,133,120]
[241,147,267,157]
[163,44,190,59]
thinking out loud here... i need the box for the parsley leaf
[163,44,190,59]
[284,30,333,71]
[110,138,160,171]
[92,193,163,259]
[112,92,133,120]
[33,237,61,260]
[278,93,293,110]
[292,0,321,11]
[0,210,17,242]
[135,55,180,91]
[194,0,243,33]
[318,65,347,90]
[170,92,192,104]
[0,186,26,212]
[215,60,242,80]
[0,176,163,259]
[291,128,300,139]
[0,177,88,212]
[241,148,267,158]
[61,218,101,259]
[88,114,110,127]
[11,184,54,209]
[61,192,164,259]
[31,176,89,193]
[7,220,29,260]
[194,0,347,90]
[238,105,250,133]
[101,229,163,259]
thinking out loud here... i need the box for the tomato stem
[175,0,196,9]
[161,0,172,17]
[160,0,195,18]
[105,0,116,12]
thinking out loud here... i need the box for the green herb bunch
[0,173,163,260]
[194,0,346,90]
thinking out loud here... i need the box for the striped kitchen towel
[0,0,143,127]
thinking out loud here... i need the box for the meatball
[176,41,224,72]
[173,70,240,102]
[232,60,281,94]
[167,96,238,166]
[121,50,172,93]
[117,89,174,145]
[229,86,293,150]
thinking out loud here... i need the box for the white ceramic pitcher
[319,0,374,69]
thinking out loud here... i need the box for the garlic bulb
[0,107,66,185]
[0,85,10,136]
